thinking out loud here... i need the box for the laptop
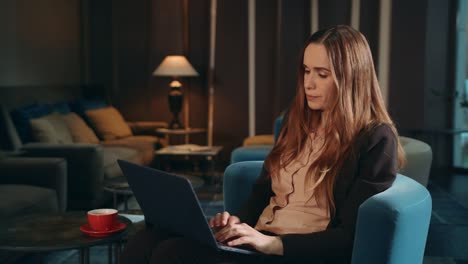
[117,159,260,255]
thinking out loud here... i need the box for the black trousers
[120,227,303,264]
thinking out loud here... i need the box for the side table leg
[113,193,118,209]
[124,196,129,211]
[114,242,122,264]
[108,244,113,264]
[80,247,90,264]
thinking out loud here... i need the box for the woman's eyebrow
[313,66,331,72]
[303,64,330,72]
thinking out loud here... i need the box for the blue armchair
[230,116,284,163]
[223,161,432,264]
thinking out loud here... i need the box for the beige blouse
[255,133,330,235]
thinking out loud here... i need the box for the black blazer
[237,124,398,263]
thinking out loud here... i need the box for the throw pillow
[30,113,73,144]
[85,106,132,140]
[30,117,58,143]
[63,112,100,143]
[10,103,52,143]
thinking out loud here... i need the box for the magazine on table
[167,144,213,152]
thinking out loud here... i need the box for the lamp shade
[152,56,199,77]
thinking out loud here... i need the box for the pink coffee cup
[87,208,118,231]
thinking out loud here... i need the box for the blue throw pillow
[50,102,71,114]
[69,99,108,114]
[10,103,52,143]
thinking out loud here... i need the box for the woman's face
[303,43,335,111]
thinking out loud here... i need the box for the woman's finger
[221,211,230,225]
[217,224,250,242]
[214,225,231,241]
[215,224,239,241]
[214,212,222,226]
[227,215,240,225]
[227,236,251,247]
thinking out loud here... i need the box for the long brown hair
[264,25,405,216]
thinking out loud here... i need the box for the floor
[424,168,468,263]
[4,167,468,263]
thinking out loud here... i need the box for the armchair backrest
[230,115,283,164]
[223,161,432,264]
[352,173,432,264]
[398,136,432,187]
[224,161,264,214]
[273,115,284,143]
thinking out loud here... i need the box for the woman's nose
[305,76,315,90]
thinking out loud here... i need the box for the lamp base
[169,119,184,129]
[168,89,184,130]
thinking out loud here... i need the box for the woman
[121,25,405,264]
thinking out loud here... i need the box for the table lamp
[153,55,199,129]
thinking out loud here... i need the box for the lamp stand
[168,86,184,129]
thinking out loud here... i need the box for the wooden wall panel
[318,0,351,28]
[0,0,17,86]
[185,0,210,145]
[359,0,380,68]
[277,0,310,113]
[388,0,427,130]
[87,0,113,99]
[112,0,154,121]
[214,0,249,160]
[255,0,277,134]
[0,0,82,109]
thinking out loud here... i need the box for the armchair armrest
[0,157,67,212]
[21,143,105,209]
[127,121,168,135]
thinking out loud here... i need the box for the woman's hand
[208,211,240,229]
[215,223,284,255]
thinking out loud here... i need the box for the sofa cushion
[102,146,141,179]
[101,135,160,165]
[85,106,133,141]
[0,184,58,219]
[30,113,73,144]
[242,134,275,146]
[10,103,52,143]
[63,112,100,144]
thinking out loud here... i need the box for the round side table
[0,212,132,264]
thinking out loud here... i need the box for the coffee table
[154,146,223,184]
[155,127,206,144]
[0,211,132,264]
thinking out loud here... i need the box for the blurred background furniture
[0,212,132,264]
[155,127,206,145]
[0,157,67,220]
[0,100,167,210]
[223,161,432,264]
[230,115,283,163]
[399,136,433,187]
